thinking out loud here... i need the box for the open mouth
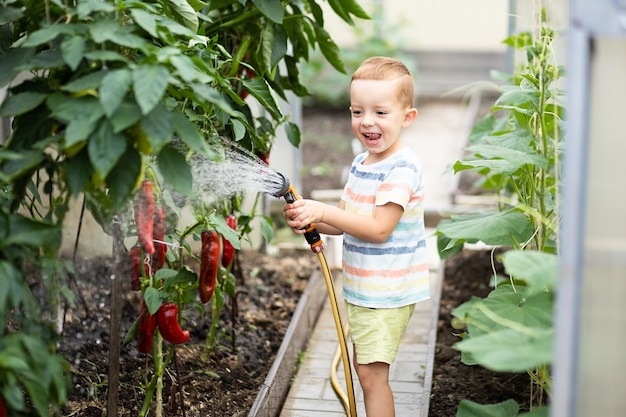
[363,132,381,142]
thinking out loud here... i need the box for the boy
[283,56,430,417]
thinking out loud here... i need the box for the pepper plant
[0,0,369,415]
[436,13,563,417]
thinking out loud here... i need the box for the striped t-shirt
[341,147,430,308]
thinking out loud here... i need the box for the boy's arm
[283,199,403,243]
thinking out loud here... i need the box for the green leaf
[100,68,132,117]
[258,23,274,74]
[494,84,539,113]
[251,0,284,23]
[337,0,370,19]
[270,24,288,69]
[437,210,534,247]
[210,213,241,250]
[161,268,197,290]
[155,268,179,283]
[327,0,352,25]
[259,215,274,243]
[49,95,103,124]
[84,50,127,63]
[3,214,59,247]
[76,0,115,18]
[284,121,301,147]
[89,19,146,50]
[60,71,107,93]
[502,250,558,293]
[130,9,159,38]
[519,407,549,417]
[110,102,142,133]
[0,5,24,23]
[157,145,192,196]
[22,378,48,417]
[0,47,35,88]
[453,285,553,371]
[0,353,30,371]
[455,326,553,372]
[171,112,212,157]
[106,147,142,210]
[241,77,282,120]
[468,114,496,144]
[457,399,519,417]
[65,148,93,196]
[22,25,74,47]
[313,25,345,73]
[166,0,200,31]
[170,54,212,83]
[0,92,47,117]
[189,83,234,115]
[140,104,173,153]
[0,150,44,181]
[456,144,548,176]
[502,31,533,49]
[0,261,22,310]
[226,118,243,140]
[133,65,170,115]
[88,121,127,179]
[144,287,163,315]
[65,117,101,148]
[61,35,85,71]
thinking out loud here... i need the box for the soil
[57,103,532,417]
[59,250,318,417]
[428,249,532,417]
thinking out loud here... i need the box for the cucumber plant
[436,13,564,417]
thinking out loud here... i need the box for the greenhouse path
[278,97,481,417]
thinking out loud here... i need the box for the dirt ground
[428,249,532,416]
[57,105,534,416]
[59,250,318,417]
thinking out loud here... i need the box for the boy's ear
[402,108,418,126]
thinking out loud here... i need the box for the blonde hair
[351,57,414,108]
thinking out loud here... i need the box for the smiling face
[349,78,417,164]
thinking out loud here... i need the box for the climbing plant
[436,11,563,417]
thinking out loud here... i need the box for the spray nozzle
[274,172,325,253]
[272,172,292,199]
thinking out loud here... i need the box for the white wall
[320,0,510,52]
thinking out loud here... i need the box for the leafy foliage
[0,0,369,414]
[436,15,563,416]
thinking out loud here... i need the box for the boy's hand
[282,199,325,233]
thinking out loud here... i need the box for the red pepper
[199,230,220,303]
[137,300,157,354]
[221,215,237,267]
[157,302,190,345]
[152,206,166,270]
[134,180,155,255]
[129,246,145,291]
[255,150,269,165]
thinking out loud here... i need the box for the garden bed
[428,248,531,417]
[59,249,319,417]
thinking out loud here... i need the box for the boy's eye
[351,110,362,115]
[376,111,386,115]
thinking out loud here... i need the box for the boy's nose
[361,113,375,126]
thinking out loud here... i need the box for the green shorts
[346,302,416,365]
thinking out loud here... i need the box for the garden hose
[274,174,358,417]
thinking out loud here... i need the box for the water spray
[273,173,357,417]
[194,147,357,415]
